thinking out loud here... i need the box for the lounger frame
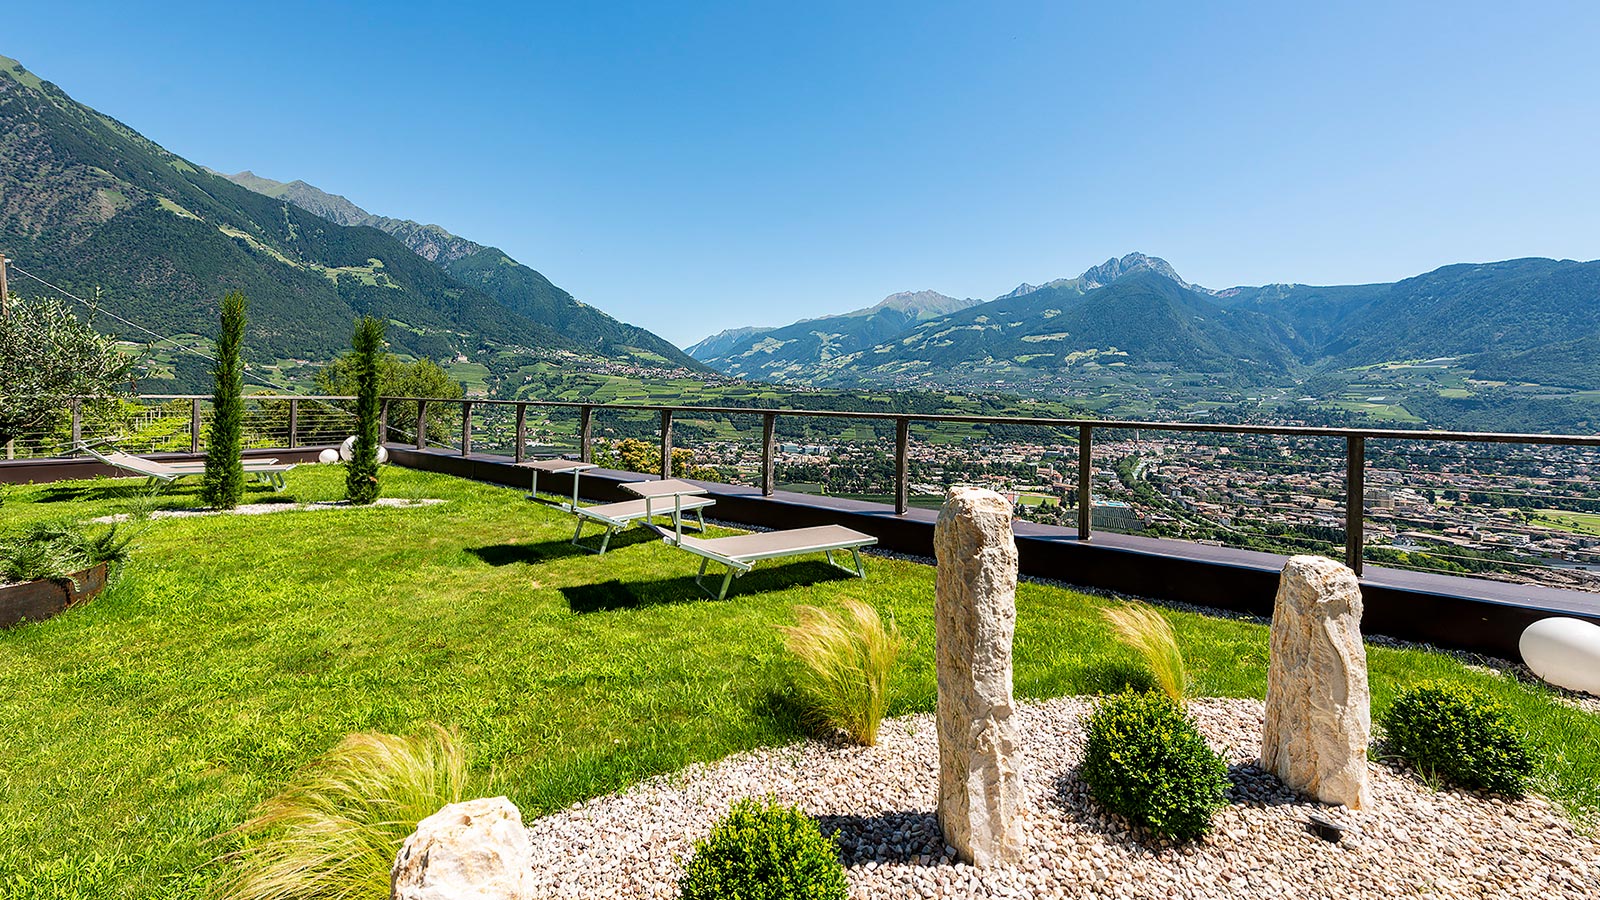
[667,525,878,599]
[77,441,296,491]
[570,497,714,554]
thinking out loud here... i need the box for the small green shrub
[678,798,847,900]
[1100,602,1188,704]
[214,725,470,900]
[1080,690,1228,840]
[1382,680,1534,795]
[0,521,132,584]
[777,600,901,745]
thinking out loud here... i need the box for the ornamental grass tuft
[1100,601,1188,705]
[214,724,470,900]
[777,599,901,746]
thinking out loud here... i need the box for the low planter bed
[0,562,108,628]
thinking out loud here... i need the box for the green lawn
[1,467,1596,898]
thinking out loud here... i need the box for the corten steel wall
[387,445,1600,660]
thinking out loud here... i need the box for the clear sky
[8,2,1599,346]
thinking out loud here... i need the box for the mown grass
[0,466,1596,898]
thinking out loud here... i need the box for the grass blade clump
[778,599,901,746]
[0,521,132,584]
[1100,602,1187,705]
[215,724,470,900]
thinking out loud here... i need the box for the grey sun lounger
[77,442,297,491]
[663,524,878,600]
[571,496,716,554]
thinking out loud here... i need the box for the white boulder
[933,486,1027,866]
[391,796,534,900]
[1261,555,1372,809]
[318,448,339,464]
[1520,616,1600,696]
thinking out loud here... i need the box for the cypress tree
[346,315,385,504]
[201,291,247,509]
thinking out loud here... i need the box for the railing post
[579,405,593,463]
[415,400,428,450]
[190,398,202,454]
[761,412,777,496]
[1346,434,1365,575]
[287,398,299,449]
[514,403,528,463]
[894,417,910,515]
[70,399,82,455]
[1077,424,1093,540]
[659,409,674,479]
[460,400,473,457]
[379,399,389,445]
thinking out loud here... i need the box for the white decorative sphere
[1520,617,1600,696]
[318,448,339,464]
[336,436,388,464]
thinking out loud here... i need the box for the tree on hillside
[345,316,384,505]
[202,291,247,509]
[0,296,135,450]
[315,352,464,444]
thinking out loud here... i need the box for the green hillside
[686,289,979,379]
[0,54,584,388]
[218,170,704,369]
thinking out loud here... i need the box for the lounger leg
[598,526,615,555]
[851,547,865,577]
[824,549,834,567]
[696,508,706,533]
[571,517,586,547]
[695,557,709,592]
[716,567,735,601]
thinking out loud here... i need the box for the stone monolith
[934,487,1026,865]
[1261,555,1372,808]
[392,796,535,900]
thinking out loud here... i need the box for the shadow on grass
[559,560,860,614]
[814,811,947,866]
[468,528,660,566]
[1072,658,1160,696]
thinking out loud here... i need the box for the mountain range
[690,252,1600,423]
[0,53,696,391]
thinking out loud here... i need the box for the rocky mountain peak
[1079,252,1193,290]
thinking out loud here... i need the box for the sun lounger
[663,524,878,600]
[571,496,716,554]
[76,442,297,490]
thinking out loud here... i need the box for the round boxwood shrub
[1080,690,1229,841]
[1382,680,1534,795]
[678,797,847,900]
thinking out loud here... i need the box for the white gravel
[88,497,444,523]
[524,697,1598,899]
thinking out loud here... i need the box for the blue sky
[8,2,1599,346]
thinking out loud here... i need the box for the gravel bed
[524,697,1598,899]
[89,497,444,523]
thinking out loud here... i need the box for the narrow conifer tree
[202,291,247,509]
[345,316,385,504]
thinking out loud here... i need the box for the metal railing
[11,393,1600,590]
[380,396,1600,581]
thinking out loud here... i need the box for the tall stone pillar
[934,487,1026,865]
[1261,555,1372,808]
